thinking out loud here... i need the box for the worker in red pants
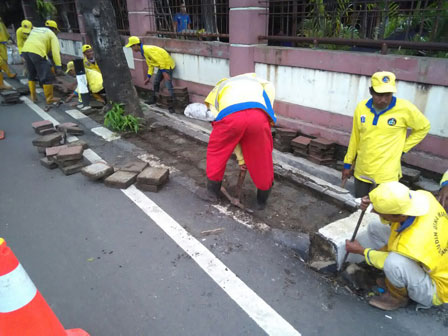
[204,73,276,210]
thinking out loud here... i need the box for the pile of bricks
[173,87,190,114]
[308,138,336,165]
[274,128,297,152]
[45,145,87,175]
[0,90,21,104]
[32,120,57,136]
[32,131,64,154]
[156,92,173,110]
[291,136,312,157]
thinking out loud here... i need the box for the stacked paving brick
[46,145,86,175]
[136,167,169,192]
[32,131,63,154]
[308,138,336,165]
[291,136,312,157]
[156,87,190,114]
[274,128,297,152]
[0,90,21,104]
[104,160,148,189]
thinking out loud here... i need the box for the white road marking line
[23,95,301,336]
[123,186,301,336]
[66,109,87,120]
[83,149,106,164]
[90,126,121,142]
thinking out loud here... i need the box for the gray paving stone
[120,160,149,173]
[40,157,57,169]
[137,167,169,186]
[136,182,164,192]
[59,160,87,175]
[56,145,84,162]
[32,133,63,147]
[104,171,138,189]
[81,162,114,181]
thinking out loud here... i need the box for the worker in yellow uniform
[64,61,105,105]
[16,20,33,54]
[21,20,62,104]
[82,44,100,73]
[342,71,430,197]
[125,36,175,112]
[438,169,448,210]
[0,16,17,81]
[345,181,448,311]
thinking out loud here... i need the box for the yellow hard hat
[369,181,429,216]
[65,61,75,73]
[21,20,32,34]
[45,20,60,32]
[125,36,141,48]
[82,44,92,53]
[371,71,397,94]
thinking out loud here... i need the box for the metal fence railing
[111,0,130,35]
[261,0,448,56]
[148,0,229,41]
[53,0,80,33]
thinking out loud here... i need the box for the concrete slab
[120,160,149,174]
[137,167,169,186]
[82,162,114,181]
[56,145,84,162]
[312,208,378,270]
[104,171,137,189]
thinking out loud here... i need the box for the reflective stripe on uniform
[0,263,37,313]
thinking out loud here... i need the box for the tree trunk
[76,0,142,117]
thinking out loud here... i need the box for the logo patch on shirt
[387,118,397,126]
[360,115,366,123]
[383,76,390,83]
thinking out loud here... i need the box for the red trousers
[206,108,274,190]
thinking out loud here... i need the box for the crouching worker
[346,181,448,311]
[203,73,276,210]
[64,61,105,105]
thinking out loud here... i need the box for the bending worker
[82,44,100,73]
[16,20,32,55]
[21,20,62,104]
[125,36,175,112]
[346,181,448,311]
[64,61,105,105]
[203,73,276,210]
[0,16,16,80]
[342,71,430,197]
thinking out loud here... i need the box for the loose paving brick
[81,162,114,181]
[56,145,84,162]
[45,145,68,158]
[32,120,54,134]
[38,128,57,135]
[120,160,149,173]
[40,157,57,169]
[136,182,163,192]
[32,133,63,147]
[59,160,87,175]
[137,167,169,186]
[104,171,138,189]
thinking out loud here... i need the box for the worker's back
[22,27,61,66]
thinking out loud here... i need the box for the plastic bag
[184,103,215,121]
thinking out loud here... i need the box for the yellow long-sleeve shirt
[140,45,175,76]
[83,56,100,73]
[344,97,430,184]
[21,27,61,66]
[16,27,30,54]
[0,18,9,42]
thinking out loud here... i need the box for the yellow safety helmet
[45,20,60,32]
[125,36,141,48]
[21,20,33,34]
[82,44,92,53]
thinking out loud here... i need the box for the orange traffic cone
[0,238,89,336]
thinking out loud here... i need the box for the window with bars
[151,0,229,41]
[111,0,130,35]
[53,0,80,33]
[263,0,448,55]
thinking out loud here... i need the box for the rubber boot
[197,178,222,202]
[1,63,16,79]
[43,84,60,105]
[369,278,409,311]
[0,73,12,90]
[28,80,37,102]
[256,188,271,210]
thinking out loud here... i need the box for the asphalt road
[0,93,446,335]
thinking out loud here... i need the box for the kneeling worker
[82,44,100,73]
[125,36,175,112]
[346,181,448,311]
[64,61,105,105]
[204,73,276,210]
[21,20,62,104]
